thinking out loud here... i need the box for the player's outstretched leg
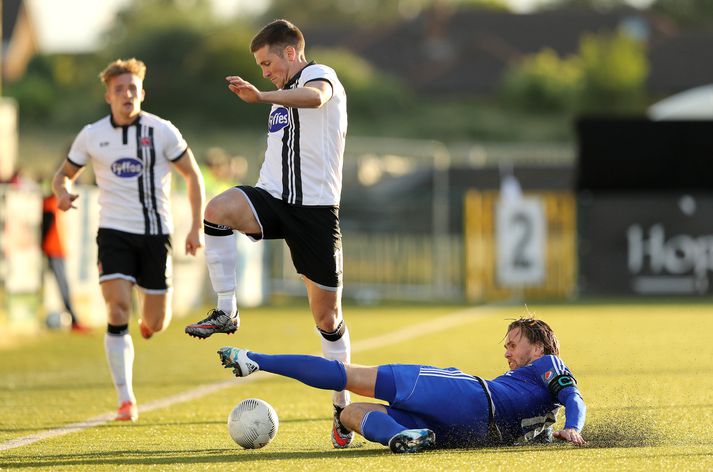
[185,309,239,339]
[217,348,349,391]
[388,429,436,454]
[218,347,259,377]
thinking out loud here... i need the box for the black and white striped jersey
[256,63,347,206]
[67,112,188,235]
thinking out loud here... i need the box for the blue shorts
[376,364,491,447]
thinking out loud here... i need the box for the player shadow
[5,447,390,468]
[110,416,327,429]
[9,447,713,469]
[3,381,110,392]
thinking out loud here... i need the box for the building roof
[306,7,713,96]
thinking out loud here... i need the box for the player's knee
[204,197,229,224]
[107,300,131,321]
[340,404,362,432]
[317,318,345,340]
[142,304,170,332]
[313,303,341,332]
[143,317,166,333]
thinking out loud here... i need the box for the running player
[183,20,352,448]
[52,58,205,422]
[217,318,586,453]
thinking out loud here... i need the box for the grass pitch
[1,302,712,470]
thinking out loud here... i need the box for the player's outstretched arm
[226,76,263,103]
[555,384,587,446]
[226,76,330,108]
[553,428,586,446]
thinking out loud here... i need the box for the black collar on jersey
[283,61,315,89]
[110,112,142,129]
[110,112,142,145]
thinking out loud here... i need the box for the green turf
[1,303,712,470]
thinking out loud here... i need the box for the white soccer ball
[45,311,72,330]
[227,398,279,449]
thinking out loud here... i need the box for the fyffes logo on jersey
[268,107,289,133]
[111,158,144,178]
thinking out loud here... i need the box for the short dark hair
[507,318,560,356]
[250,19,305,54]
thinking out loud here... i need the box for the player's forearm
[560,389,586,431]
[52,166,76,197]
[185,172,205,232]
[260,87,325,108]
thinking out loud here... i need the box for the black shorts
[237,186,342,289]
[96,228,172,292]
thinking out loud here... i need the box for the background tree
[500,30,648,114]
[578,30,648,112]
[500,48,582,111]
[100,0,265,126]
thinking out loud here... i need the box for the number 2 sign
[495,198,546,287]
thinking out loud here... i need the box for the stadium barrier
[267,233,463,303]
[265,137,575,303]
[0,184,264,338]
[0,185,43,337]
[463,190,576,302]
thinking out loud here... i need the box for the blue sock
[361,411,407,446]
[246,352,347,391]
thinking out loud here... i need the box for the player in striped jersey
[183,20,353,448]
[216,318,586,453]
[52,58,205,422]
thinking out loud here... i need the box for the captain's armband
[548,374,577,396]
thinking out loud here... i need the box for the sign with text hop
[495,197,546,287]
[578,193,713,296]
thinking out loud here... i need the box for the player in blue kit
[217,318,586,452]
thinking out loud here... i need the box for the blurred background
[2,0,713,335]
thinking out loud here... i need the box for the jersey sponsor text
[111,158,144,178]
[268,108,289,133]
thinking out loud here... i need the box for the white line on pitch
[0,305,495,452]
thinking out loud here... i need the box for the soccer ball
[227,398,279,449]
[45,311,72,330]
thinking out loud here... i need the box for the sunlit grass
[1,302,712,470]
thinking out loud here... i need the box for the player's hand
[57,192,79,211]
[185,228,203,256]
[226,76,263,103]
[553,428,586,446]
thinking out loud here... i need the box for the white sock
[104,333,136,405]
[320,325,351,408]
[217,291,237,317]
[205,232,238,316]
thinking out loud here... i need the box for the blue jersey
[486,355,585,444]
